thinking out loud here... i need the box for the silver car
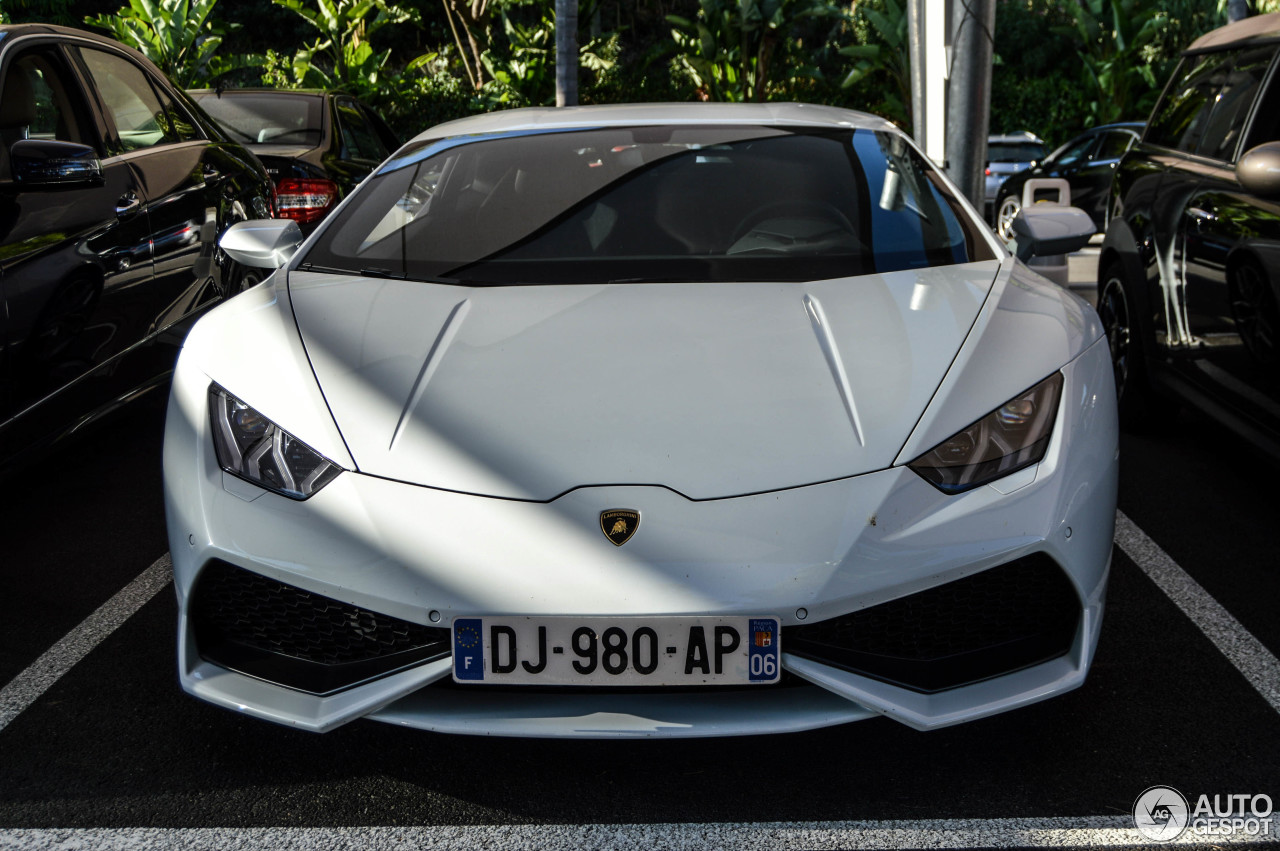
[985,131,1045,221]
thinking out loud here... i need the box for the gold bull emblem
[600,509,640,546]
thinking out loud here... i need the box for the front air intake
[190,560,450,695]
[783,553,1081,693]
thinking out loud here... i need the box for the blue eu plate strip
[453,618,485,680]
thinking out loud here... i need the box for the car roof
[1091,121,1145,131]
[0,22,155,60]
[987,130,1043,145]
[1186,12,1280,54]
[411,102,899,144]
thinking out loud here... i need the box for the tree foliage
[839,0,909,126]
[0,0,1230,142]
[84,0,233,86]
[668,0,846,102]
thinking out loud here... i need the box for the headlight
[907,372,1063,494]
[209,386,343,499]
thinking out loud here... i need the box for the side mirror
[1237,142,1280,196]
[1010,205,1094,262]
[10,139,102,186]
[219,219,304,269]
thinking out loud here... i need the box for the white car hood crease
[288,262,999,500]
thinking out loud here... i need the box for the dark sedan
[993,122,1143,240]
[189,89,398,232]
[0,24,274,471]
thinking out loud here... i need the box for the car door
[0,39,153,449]
[1073,129,1138,228]
[73,45,230,339]
[1037,133,1100,202]
[1180,44,1280,428]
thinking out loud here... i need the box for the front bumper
[164,336,1118,738]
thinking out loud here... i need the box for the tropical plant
[479,3,616,106]
[839,0,910,126]
[270,0,413,95]
[1061,0,1169,126]
[441,0,495,90]
[1,0,78,26]
[84,0,235,87]
[668,0,844,102]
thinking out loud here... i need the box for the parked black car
[1100,13,1280,460]
[994,122,1143,240]
[188,89,398,232]
[0,24,274,470]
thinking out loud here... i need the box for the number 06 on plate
[452,616,781,686]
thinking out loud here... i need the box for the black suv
[1100,13,1280,459]
[0,25,273,469]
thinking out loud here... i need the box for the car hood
[287,263,999,500]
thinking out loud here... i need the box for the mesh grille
[784,553,1080,692]
[191,560,449,693]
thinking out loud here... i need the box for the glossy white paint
[173,272,353,470]
[287,262,998,500]
[895,257,1104,464]
[163,104,1119,737]
[164,328,1117,735]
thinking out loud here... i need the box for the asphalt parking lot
[1,247,1278,850]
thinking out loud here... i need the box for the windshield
[299,125,994,285]
[192,92,323,146]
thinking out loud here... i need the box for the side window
[337,99,387,161]
[1147,52,1236,153]
[77,48,177,154]
[1053,135,1098,168]
[153,85,201,143]
[0,48,89,179]
[1096,130,1137,161]
[1195,46,1273,161]
[1244,63,1280,149]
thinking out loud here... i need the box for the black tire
[1097,260,1177,431]
[230,265,265,295]
[1229,257,1280,368]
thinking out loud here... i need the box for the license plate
[451,616,780,685]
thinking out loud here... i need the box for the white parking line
[0,517,1277,850]
[1114,510,1280,715]
[0,554,171,734]
[4,817,1277,850]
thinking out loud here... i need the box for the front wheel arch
[1097,258,1176,431]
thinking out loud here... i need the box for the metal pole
[908,0,926,143]
[923,0,948,166]
[944,0,996,207]
[556,0,579,107]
